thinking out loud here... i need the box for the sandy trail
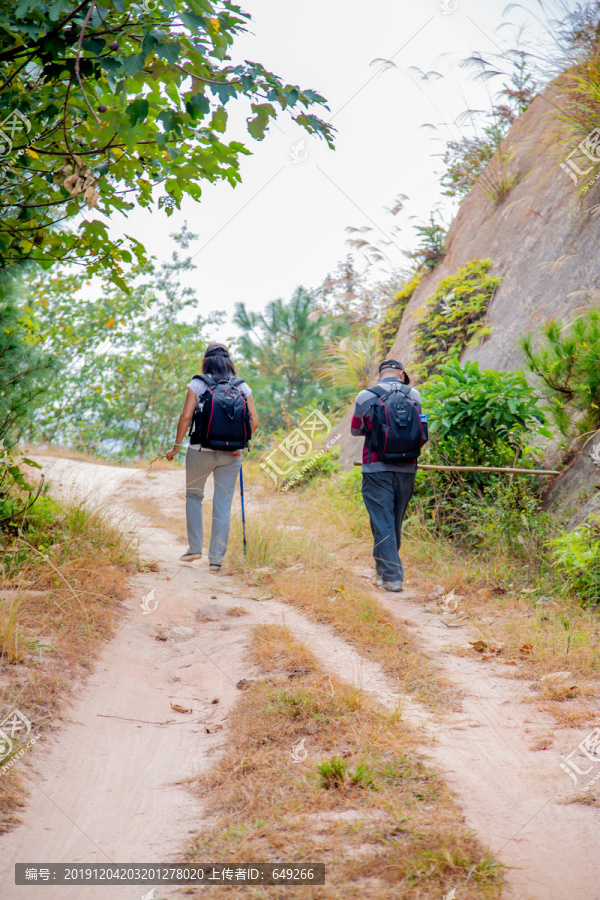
[0,458,423,899]
[366,576,600,900]
[1,457,599,900]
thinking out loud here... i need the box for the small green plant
[406,213,447,271]
[316,756,376,790]
[379,271,423,353]
[350,762,376,789]
[411,259,501,380]
[476,150,519,203]
[317,756,348,789]
[550,515,600,607]
[0,443,44,529]
[424,359,551,450]
[521,307,600,438]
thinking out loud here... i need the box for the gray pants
[185,448,242,565]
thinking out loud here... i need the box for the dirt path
[1,457,599,900]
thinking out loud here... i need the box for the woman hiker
[166,342,258,570]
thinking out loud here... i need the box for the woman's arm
[166,388,197,461]
[247,393,259,432]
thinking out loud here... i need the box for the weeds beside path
[0,491,136,832]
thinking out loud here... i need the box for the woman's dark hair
[202,342,236,379]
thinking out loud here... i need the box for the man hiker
[351,359,426,592]
[166,343,258,570]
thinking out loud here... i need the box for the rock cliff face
[337,81,600,519]
[390,83,600,375]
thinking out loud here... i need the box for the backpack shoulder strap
[228,377,245,389]
[194,373,215,389]
[366,384,388,401]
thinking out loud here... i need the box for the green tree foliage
[22,228,216,459]
[0,266,56,445]
[233,288,348,429]
[0,0,334,284]
[412,259,501,381]
[521,307,600,437]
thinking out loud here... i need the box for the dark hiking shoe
[209,563,222,573]
[180,551,202,562]
[382,580,403,592]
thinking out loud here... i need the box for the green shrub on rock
[412,259,501,381]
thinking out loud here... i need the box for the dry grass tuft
[227,606,250,617]
[0,769,28,834]
[0,496,136,829]
[180,624,502,899]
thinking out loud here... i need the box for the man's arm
[350,390,372,436]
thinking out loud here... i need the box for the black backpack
[188,374,252,451]
[366,382,426,463]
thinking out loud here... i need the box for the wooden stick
[353,462,560,476]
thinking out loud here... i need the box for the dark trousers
[361,471,415,583]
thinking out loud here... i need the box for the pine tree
[0,266,55,446]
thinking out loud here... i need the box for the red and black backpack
[188,374,252,451]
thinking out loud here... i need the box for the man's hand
[166,447,180,462]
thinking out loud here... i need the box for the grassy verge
[230,466,600,727]
[180,624,502,899]
[318,468,600,725]
[0,494,137,831]
[227,493,447,709]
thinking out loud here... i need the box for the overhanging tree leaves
[0,0,334,286]
[0,265,56,445]
[234,288,348,427]
[21,227,220,458]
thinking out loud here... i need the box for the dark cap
[204,343,230,359]
[378,358,410,384]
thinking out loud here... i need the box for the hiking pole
[353,462,560,476]
[240,465,247,555]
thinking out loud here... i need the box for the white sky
[105,0,572,339]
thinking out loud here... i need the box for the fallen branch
[353,462,560,476]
